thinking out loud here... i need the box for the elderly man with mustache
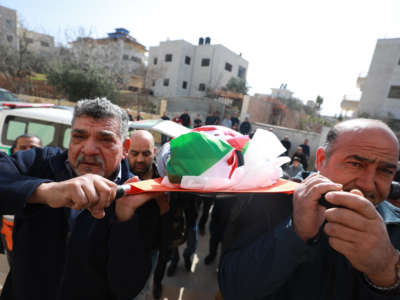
[0,98,165,300]
[219,119,400,299]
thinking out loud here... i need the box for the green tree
[316,95,324,110]
[225,77,249,94]
[47,62,118,101]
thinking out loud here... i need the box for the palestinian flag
[162,125,289,191]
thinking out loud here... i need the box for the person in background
[299,138,310,159]
[239,116,252,135]
[286,156,304,179]
[180,109,191,128]
[11,134,42,153]
[1,134,43,267]
[214,111,221,125]
[220,118,400,299]
[291,146,308,170]
[172,114,181,124]
[221,114,232,128]
[204,195,236,266]
[166,193,199,277]
[135,111,143,121]
[206,112,216,125]
[231,112,240,131]
[160,112,170,145]
[193,114,202,128]
[198,197,214,236]
[161,111,169,122]
[280,136,291,156]
[128,130,167,300]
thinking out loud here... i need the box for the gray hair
[72,98,129,139]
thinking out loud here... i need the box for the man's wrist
[364,249,400,294]
[28,182,54,205]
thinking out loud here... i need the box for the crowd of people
[0,98,399,300]
[162,109,253,136]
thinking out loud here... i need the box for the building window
[165,54,173,62]
[201,58,210,67]
[163,79,170,86]
[199,83,206,91]
[185,56,191,65]
[7,35,13,42]
[131,56,141,63]
[40,41,50,47]
[238,66,246,79]
[123,54,129,60]
[6,19,12,29]
[225,63,232,72]
[388,86,400,99]
[153,57,158,65]
[152,80,156,87]
[182,81,187,89]
[25,38,34,44]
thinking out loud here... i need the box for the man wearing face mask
[219,119,400,299]
[0,98,164,300]
[11,134,42,153]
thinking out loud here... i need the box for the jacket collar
[377,201,400,225]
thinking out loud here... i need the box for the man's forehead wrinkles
[350,154,375,163]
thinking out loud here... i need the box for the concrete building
[271,84,293,100]
[0,5,18,49]
[148,37,249,98]
[71,28,146,90]
[18,28,55,55]
[359,38,400,119]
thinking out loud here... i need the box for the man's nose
[136,153,144,162]
[355,168,376,195]
[82,139,100,155]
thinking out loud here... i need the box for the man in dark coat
[239,116,251,135]
[0,98,163,300]
[219,119,400,299]
[180,109,191,128]
[280,136,291,156]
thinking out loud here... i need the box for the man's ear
[315,147,326,171]
[153,146,158,156]
[122,138,131,159]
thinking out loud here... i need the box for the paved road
[0,230,220,300]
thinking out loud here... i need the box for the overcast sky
[1,0,400,116]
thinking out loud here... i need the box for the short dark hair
[11,134,42,153]
[73,98,129,139]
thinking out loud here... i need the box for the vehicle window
[2,116,58,147]
[63,128,71,148]
[0,90,20,102]
[6,120,26,140]
[27,122,55,146]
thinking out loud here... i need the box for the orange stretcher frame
[124,177,298,195]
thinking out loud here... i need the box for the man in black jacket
[219,119,400,299]
[0,98,163,300]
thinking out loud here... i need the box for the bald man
[220,119,400,299]
[128,130,157,180]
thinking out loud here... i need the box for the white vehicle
[0,103,73,154]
